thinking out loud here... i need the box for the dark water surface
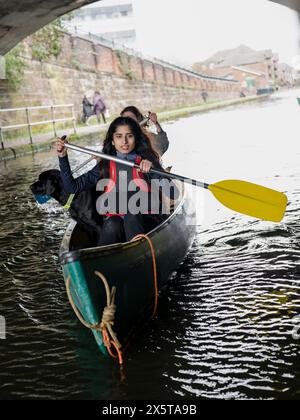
[0,91,300,400]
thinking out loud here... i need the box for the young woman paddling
[55,117,177,246]
[120,106,169,157]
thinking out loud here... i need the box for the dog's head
[30,170,63,203]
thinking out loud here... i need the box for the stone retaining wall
[0,31,240,126]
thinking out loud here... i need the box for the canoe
[59,185,196,358]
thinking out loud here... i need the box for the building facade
[278,63,295,86]
[192,45,294,93]
[67,0,136,47]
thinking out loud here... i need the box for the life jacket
[100,156,158,217]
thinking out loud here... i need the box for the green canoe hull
[59,188,196,356]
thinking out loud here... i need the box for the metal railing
[0,104,77,150]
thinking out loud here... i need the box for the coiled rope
[66,273,123,364]
[65,233,158,365]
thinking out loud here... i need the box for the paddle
[64,143,287,223]
[72,156,94,174]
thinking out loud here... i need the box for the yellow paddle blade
[209,180,288,222]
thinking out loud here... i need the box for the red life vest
[101,156,154,217]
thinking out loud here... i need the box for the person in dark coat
[201,90,208,103]
[82,95,93,123]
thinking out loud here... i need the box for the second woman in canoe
[120,106,169,157]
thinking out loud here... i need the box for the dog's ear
[30,180,46,195]
[44,178,57,195]
[43,171,63,195]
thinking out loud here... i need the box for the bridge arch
[0,1,299,55]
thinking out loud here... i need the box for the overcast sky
[132,0,299,67]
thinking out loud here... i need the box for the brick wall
[0,32,239,125]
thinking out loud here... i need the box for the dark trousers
[82,112,89,123]
[97,214,161,246]
[97,214,144,246]
[96,111,106,124]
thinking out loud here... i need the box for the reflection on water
[0,90,300,400]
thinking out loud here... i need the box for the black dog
[30,170,102,246]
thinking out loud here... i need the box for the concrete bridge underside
[0,0,299,55]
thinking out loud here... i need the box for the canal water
[0,90,299,400]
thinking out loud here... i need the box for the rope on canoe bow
[65,234,157,365]
[131,234,158,319]
[95,270,123,363]
[65,274,123,365]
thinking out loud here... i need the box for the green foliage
[3,12,74,90]
[4,47,27,91]
[71,57,83,71]
[31,14,74,62]
[32,23,64,61]
[57,12,75,27]
[116,50,135,80]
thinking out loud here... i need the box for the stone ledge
[0,94,271,162]
[158,95,269,122]
[0,142,51,161]
[0,131,106,162]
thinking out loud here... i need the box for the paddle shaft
[72,156,94,174]
[65,143,208,189]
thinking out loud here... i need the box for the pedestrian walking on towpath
[82,95,93,123]
[93,91,107,124]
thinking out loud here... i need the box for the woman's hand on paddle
[55,138,68,158]
[140,159,152,173]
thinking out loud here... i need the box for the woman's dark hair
[99,117,160,179]
[120,106,144,123]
